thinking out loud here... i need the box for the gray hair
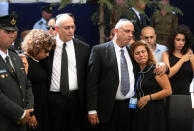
[55,13,73,27]
[115,18,133,29]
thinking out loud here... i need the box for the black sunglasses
[46,26,55,30]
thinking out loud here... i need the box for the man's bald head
[140,26,157,50]
[141,26,156,36]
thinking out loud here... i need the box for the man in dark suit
[87,19,136,131]
[86,18,167,131]
[0,14,34,131]
[121,0,149,40]
[45,13,90,131]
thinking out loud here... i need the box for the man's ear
[114,28,118,34]
[55,26,58,32]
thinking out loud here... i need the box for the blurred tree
[59,0,182,43]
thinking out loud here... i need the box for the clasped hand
[137,95,150,109]
[17,109,38,128]
[88,113,99,126]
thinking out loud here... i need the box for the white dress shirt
[153,43,167,62]
[132,7,141,20]
[113,40,135,100]
[50,35,78,92]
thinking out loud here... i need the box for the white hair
[115,18,133,29]
[55,13,73,27]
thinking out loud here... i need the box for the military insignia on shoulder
[10,18,16,25]
[0,69,7,74]
[39,21,43,25]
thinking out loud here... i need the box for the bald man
[140,26,167,62]
[87,19,136,131]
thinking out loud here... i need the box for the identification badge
[129,97,138,109]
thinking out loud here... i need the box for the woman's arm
[137,74,172,109]
[162,51,190,78]
[151,74,172,100]
[189,54,194,72]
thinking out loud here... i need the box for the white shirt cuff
[20,110,26,120]
[88,110,97,114]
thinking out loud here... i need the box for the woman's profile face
[174,33,185,51]
[35,47,51,60]
[133,45,148,66]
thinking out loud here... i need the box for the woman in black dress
[130,41,172,131]
[162,25,194,95]
[21,29,55,131]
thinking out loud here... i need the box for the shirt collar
[155,43,161,53]
[0,50,9,61]
[132,7,140,20]
[41,17,47,24]
[113,39,128,53]
[56,34,73,47]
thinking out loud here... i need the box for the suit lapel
[0,56,18,80]
[131,9,141,27]
[7,51,25,97]
[73,39,81,86]
[8,51,21,81]
[108,42,119,82]
[0,53,16,79]
[0,56,6,70]
[48,49,54,76]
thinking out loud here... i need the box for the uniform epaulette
[38,21,43,25]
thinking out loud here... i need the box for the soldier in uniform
[33,5,53,31]
[151,0,178,45]
[0,14,34,131]
[120,0,149,40]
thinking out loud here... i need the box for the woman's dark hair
[167,25,192,55]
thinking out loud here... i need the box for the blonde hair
[21,29,56,57]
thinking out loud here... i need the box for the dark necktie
[60,43,69,95]
[120,49,130,96]
[5,56,15,74]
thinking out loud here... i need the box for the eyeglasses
[46,26,55,30]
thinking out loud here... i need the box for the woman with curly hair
[21,29,55,131]
[130,40,172,131]
[162,25,194,95]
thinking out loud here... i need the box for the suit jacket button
[22,98,24,102]
[20,86,22,89]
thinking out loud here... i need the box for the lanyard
[134,72,142,97]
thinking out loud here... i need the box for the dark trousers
[48,91,80,131]
[92,99,134,131]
